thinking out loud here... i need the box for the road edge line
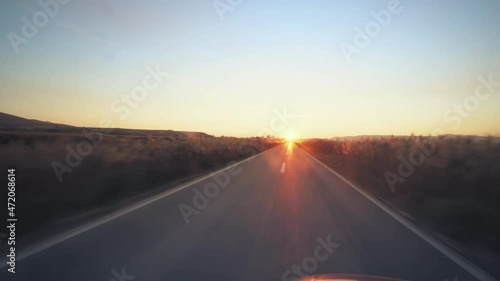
[1,144,282,266]
[298,146,498,281]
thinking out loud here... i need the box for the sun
[285,132,296,142]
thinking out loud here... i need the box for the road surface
[1,143,494,281]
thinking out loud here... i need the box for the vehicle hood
[297,273,408,281]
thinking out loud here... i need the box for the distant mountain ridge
[0,112,209,137]
[0,112,74,130]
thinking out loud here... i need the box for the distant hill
[325,134,500,145]
[329,134,500,141]
[0,112,209,137]
[329,135,410,141]
[0,112,74,130]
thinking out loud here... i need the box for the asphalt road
[1,143,495,281]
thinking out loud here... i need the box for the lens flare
[285,132,296,142]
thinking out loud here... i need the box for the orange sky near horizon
[1,1,499,138]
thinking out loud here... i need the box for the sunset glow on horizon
[1,1,499,138]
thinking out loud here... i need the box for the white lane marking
[0,145,284,267]
[280,162,286,174]
[299,147,498,281]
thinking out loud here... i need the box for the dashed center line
[280,162,286,174]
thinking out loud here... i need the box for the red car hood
[297,273,409,281]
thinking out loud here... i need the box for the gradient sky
[1,0,499,138]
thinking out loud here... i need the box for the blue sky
[1,0,499,137]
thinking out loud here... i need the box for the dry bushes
[0,129,280,236]
[298,136,500,255]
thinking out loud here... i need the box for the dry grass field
[0,128,281,237]
[297,136,500,260]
